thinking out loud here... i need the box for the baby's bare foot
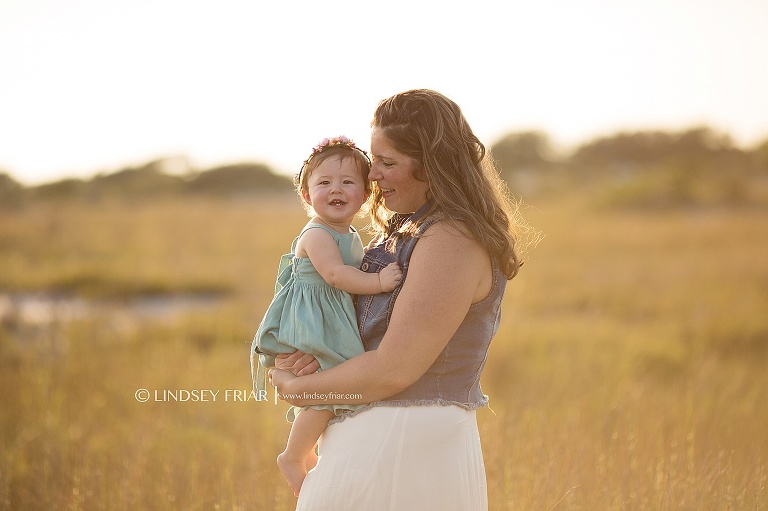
[277,452,307,497]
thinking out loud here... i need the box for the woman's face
[369,128,430,214]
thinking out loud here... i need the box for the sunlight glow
[1,0,767,184]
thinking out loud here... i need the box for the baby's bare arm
[301,228,401,294]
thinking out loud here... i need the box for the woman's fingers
[297,357,321,376]
[275,350,319,376]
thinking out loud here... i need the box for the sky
[1,0,767,185]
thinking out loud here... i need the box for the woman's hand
[275,350,320,376]
[269,368,298,402]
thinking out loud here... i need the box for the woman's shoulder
[414,219,486,259]
[417,216,478,244]
[411,219,493,302]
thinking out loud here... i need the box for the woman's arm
[270,221,492,406]
[299,227,401,294]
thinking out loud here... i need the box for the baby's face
[303,156,368,225]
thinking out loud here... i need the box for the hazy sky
[2,0,767,184]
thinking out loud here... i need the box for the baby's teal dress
[252,223,365,420]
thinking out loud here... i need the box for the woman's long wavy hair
[369,89,527,279]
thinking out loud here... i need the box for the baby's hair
[294,136,373,216]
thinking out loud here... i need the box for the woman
[269,89,525,510]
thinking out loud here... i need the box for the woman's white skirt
[295,405,487,511]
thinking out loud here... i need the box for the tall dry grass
[1,192,766,510]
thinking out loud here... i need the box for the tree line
[2,126,767,208]
[491,126,767,206]
[0,161,289,207]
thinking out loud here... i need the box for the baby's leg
[277,408,334,497]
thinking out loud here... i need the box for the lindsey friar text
[134,388,268,403]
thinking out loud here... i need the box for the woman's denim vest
[334,204,507,422]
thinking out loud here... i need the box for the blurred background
[1,1,767,510]
[2,0,767,185]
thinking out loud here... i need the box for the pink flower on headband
[313,136,354,153]
[309,136,364,157]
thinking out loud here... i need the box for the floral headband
[296,135,371,183]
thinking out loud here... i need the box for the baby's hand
[378,262,402,293]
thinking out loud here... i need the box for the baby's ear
[301,188,312,205]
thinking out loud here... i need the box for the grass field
[1,191,766,510]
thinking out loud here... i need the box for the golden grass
[1,193,766,510]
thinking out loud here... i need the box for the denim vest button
[361,262,370,271]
